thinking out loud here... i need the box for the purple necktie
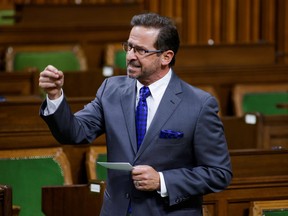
[135,86,151,151]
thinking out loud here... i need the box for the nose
[126,48,137,61]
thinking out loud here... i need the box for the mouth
[127,66,140,72]
[127,61,141,69]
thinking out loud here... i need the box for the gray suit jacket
[40,71,232,216]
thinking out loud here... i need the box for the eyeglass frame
[122,42,164,56]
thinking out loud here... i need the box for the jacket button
[125,193,130,199]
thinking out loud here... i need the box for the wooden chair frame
[103,43,126,76]
[104,43,123,67]
[5,44,87,72]
[250,200,288,216]
[85,146,107,181]
[0,147,72,216]
[42,182,105,216]
[0,184,13,216]
[232,83,288,117]
[196,85,221,116]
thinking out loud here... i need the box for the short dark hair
[130,13,180,67]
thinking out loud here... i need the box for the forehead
[128,26,160,48]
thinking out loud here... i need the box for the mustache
[127,60,141,67]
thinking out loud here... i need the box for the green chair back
[0,9,15,26]
[0,148,72,216]
[263,209,288,216]
[243,92,288,115]
[13,51,81,72]
[86,146,107,181]
[96,154,108,181]
[114,50,126,69]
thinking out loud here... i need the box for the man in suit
[39,13,232,216]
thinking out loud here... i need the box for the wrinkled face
[126,26,164,85]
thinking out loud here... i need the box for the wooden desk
[222,114,288,150]
[262,115,288,150]
[0,95,97,147]
[221,114,263,149]
[0,71,38,96]
[61,71,105,97]
[204,149,288,216]
[42,181,105,216]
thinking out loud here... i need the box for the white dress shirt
[136,69,172,197]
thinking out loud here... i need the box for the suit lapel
[120,79,138,154]
[135,73,183,159]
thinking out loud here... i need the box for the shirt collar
[136,69,172,98]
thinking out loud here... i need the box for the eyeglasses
[122,42,163,56]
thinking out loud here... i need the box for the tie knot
[139,86,151,100]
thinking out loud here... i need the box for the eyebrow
[127,42,149,50]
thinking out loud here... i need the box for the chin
[127,69,139,79]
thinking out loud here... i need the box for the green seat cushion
[96,153,107,181]
[243,92,288,115]
[13,51,81,72]
[0,157,65,216]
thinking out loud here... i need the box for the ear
[161,50,174,66]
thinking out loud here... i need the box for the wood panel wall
[143,0,288,63]
[1,0,288,63]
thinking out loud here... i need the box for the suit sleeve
[39,79,108,144]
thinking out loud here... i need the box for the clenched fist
[39,65,64,100]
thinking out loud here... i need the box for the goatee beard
[127,69,136,79]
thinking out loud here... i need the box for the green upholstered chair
[233,84,288,117]
[5,44,87,72]
[102,43,126,76]
[242,92,288,115]
[249,200,288,216]
[105,43,126,69]
[0,9,15,26]
[113,50,126,70]
[86,146,107,181]
[0,147,73,216]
